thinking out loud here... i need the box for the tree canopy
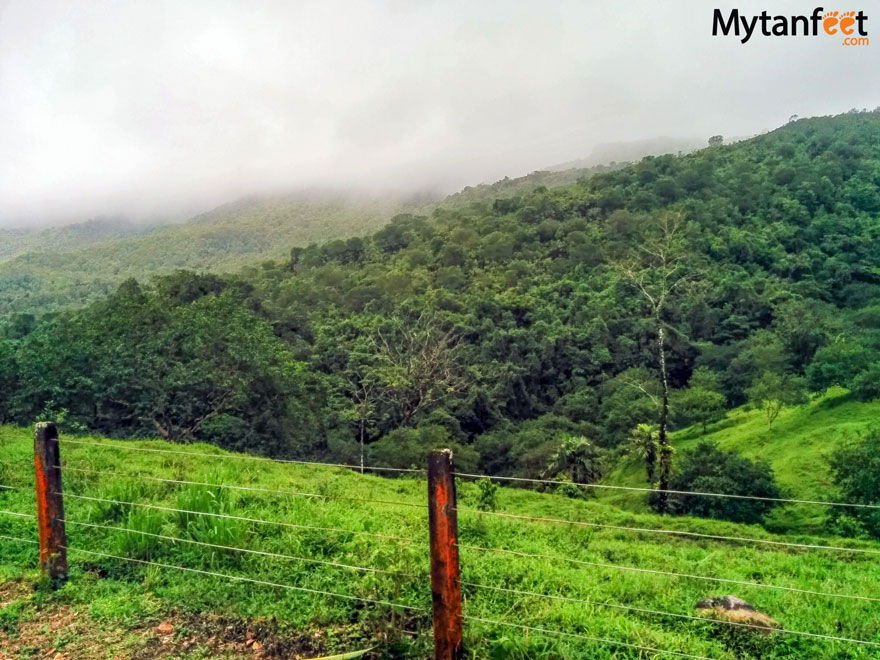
[2,111,880,482]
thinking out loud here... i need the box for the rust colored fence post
[34,422,68,585]
[428,449,464,660]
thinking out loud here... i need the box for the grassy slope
[3,427,880,659]
[603,388,880,532]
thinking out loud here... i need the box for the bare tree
[344,363,381,473]
[613,212,694,512]
[372,312,470,428]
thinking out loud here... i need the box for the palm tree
[543,435,603,484]
[626,423,660,484]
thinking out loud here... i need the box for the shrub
[196,414,258,453]
[550,473,589,500]
[851,363,880,402]
[368,425,478,473]
[653,442,782,524]
[476,478,498,512]
[671,387,726,432]
[806,341,877,391]
[474,415,588,477]
[746,372,808,429]
[829,431,880,538]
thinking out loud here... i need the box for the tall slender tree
[613,213,696,512]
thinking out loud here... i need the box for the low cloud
[0,0,876,226]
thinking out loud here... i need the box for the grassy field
[3,424,880,659]
[603,388,880,531]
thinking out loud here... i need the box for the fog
[1,0,877,227]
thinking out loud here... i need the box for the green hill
[3,426,880,658]
[603,388,880,529]
[438,160,625,210]
[546,136,707,171]
[3,111,880,490]
[0,218,154,261]
[0,164,621,317]
[0,195,414,315]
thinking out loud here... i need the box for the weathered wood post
[34,422,68,585]
[428,449,464,660]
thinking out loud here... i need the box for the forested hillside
[0,218,154,261]
[0,165,626,317]
[2,111,879,496]
[440,161,624,210]
[0,195,413,315]
[546,135,706,172]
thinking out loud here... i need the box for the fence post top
[35,421,58,433]
[430,448,454,459]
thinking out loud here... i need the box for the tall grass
[113,509,165,560]
[175,480,246,553]
[3,424,880,658]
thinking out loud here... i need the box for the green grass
[603,388,880,530]
[3,425,880,659]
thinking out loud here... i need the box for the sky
[0,0,877,227]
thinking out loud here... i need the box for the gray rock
[695,595,779,633]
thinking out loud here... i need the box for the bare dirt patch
[0,581,31,609]
[0,579,396,660]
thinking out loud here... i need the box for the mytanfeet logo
[713,7,869,45]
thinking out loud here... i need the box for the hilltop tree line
[1,112,880,517]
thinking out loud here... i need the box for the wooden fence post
[428,449,464,660]
[34,422,68,585]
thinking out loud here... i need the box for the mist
[1,0,877,227]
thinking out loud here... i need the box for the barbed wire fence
[1,421,880,659]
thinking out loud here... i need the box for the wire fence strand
[454,472,880,510]
[457,508,880,555]
[62,544,427,612]
[54,438,424,474]
[462,614,722,660]
[60,492,422,543]
[462,581,880,646]
[57,465,428,509]
[63,519,421,578]
[0,534,38,545]
[458,543,880,603]
[7,438,877,656]
[0,510,36,520]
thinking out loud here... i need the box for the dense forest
[2,112,880,490]
[0,195,412,315]
[0,163,622,318]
